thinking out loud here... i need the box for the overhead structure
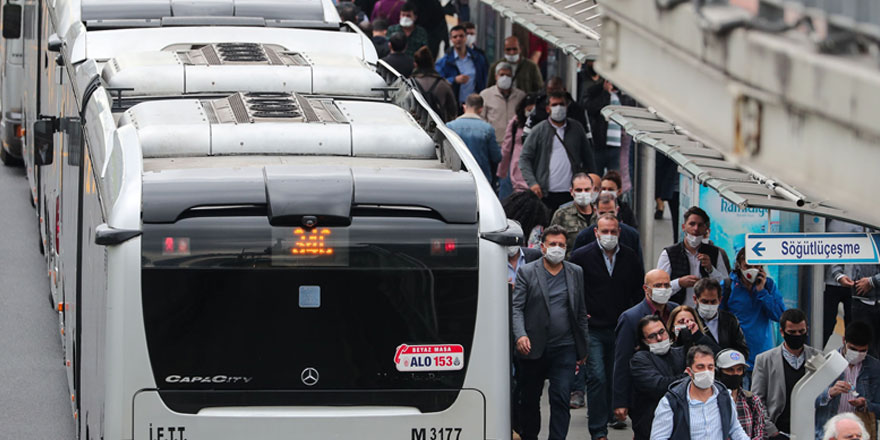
[478,0,602,62]
[602,105,871,227]
[596,0,880,229]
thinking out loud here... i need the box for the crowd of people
[337,2,878,439]
[507,203,880,440]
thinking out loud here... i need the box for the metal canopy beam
[602,105,875,228]
[479,0,601,63]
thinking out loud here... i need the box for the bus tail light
[431,238,457,255]
[162,237,191,255]
[14,124,24,138]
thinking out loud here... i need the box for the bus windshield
[141,215,479,413]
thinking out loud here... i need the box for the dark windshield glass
[141,216,479,413]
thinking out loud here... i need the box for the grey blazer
[512,259,589,360]
[751,344,822,435]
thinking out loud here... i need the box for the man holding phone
[722,247,786,388]
[815,321,880,439]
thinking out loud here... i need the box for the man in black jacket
[570,214,644,439]
[693,278,749,358]
[630,315,687,440]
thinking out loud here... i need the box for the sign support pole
[804,215,826,350]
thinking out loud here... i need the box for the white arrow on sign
[745,233,880,265]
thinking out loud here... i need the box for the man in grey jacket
[512,224,589,440]
[519,91,597,212]
[751,308,822,439]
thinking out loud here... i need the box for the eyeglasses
[504,47,519,53]
[645,328,666,342]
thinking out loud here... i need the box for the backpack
[414,76,444,118]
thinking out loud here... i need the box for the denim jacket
[446,114,501,184]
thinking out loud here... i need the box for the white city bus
[0,0,24,165]
[33,60,514,439]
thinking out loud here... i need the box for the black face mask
[718,372,743,390]
[784,332,806,350]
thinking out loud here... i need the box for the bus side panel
[59,75,82,419]
[78,143,108,440]
[22,0,46,208]
[41,9,63,307]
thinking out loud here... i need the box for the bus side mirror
[33,118,56,166]
[47,33,62,52]
[2,3,22,39]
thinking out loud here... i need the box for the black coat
[706,310,750,360]
[612,298,679,411]
[630,347,687,440]
[569,241,644,329]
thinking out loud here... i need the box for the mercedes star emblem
[301,367,319,386]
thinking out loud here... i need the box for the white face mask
[599,234,618,251]
[685,233,702,248]
[466,34,476,47]
[507,246,521,258]
[845,348,867,365]
[701,237,711,244]
[549,105,567,122]
[591,190,600,202]
[496,75,513,90]
[673,324,688,337]
[648,338,671,355]
[573,192,592,207]
[544,246,565,264]
[399,16,414,27]
[651,287,673,305]
[742,268,760,284]
[504,53,520,63]
[692,369,715,389]
[697,303,719,320]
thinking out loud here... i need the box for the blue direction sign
[745,233,880,265]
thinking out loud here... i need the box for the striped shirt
[651,386,750,440]
[606,92,622,147]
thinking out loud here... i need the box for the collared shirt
[648,300,672,324]
[602,245,620,276]
[782,345,806,370]
[657,246,728,308]
[734,390,767,440]
[838,350,863,413]
[454,51,477,103]
[652,386,750,440]
[507,248,527,285]
[704,313,720,342]
[547,121,572,192]
[480,85,526,144]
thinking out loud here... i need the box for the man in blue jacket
[815,321,880,439]
[722,247,786,384]
[435,25,488,108]
[446,94,500,186]
[650,345,750,440]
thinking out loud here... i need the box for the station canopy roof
[479,0,601,63]
[601,105,872,227]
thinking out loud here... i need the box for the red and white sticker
[394,344,465,372]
